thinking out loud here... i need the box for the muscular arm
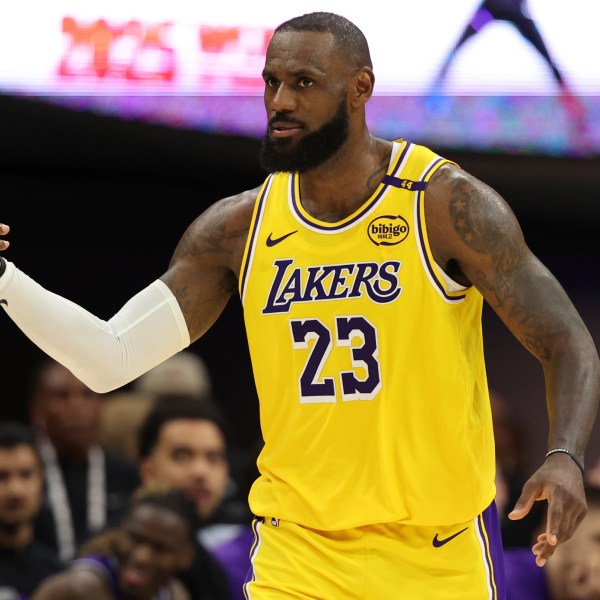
[160,187,257,342]
[0,188,258,391]
[426,164,600,560]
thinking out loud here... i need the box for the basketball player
[1,12,598,599]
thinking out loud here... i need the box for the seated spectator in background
[505,484,600,599]
[98,350,214,465]
[586,456,600,489]
[0,421,64,600]
[491,388,545,547]
[30,487,196,600]
[134,350,213,399]
[98,390,155,464]
[27,357,141,561]
[138,395,255,600]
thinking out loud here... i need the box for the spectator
[0,421,64,600]
[134,350,213,399]
[28,357,141,561]
[585,456,600,489]
[30,487,196,600]
[138,395,254,600]
[98,350,214,464]
[505,484,600,599]
[98,390,154,464]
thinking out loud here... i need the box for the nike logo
[0,299,6,307]
[432,527,468,548]
[266,230,298,247]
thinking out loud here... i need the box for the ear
[139,457,154,484]
[351,67,375,107]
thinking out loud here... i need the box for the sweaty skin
[1,27,598,568]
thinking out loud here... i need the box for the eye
[298,77,313,88]
[264,77,279,88]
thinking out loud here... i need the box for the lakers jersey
[239,140,496,529]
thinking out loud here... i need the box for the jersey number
[290,316,382,403]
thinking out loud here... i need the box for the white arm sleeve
[0,260,190,393]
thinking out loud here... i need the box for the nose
[5,474,29,497]
[270,83,296,113]
[190,456,212,478]
[130,541,154,565]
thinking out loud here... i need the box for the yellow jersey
[239,139,496,529]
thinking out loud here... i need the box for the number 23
[290,316,382,403]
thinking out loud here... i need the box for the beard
[259,98,350,174]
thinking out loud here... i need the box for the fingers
[508,483,539,521]
[0,223,9,251]
[532,531,558,567]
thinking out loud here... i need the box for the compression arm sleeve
[0,260,190,393]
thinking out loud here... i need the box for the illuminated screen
[1,0,598,156]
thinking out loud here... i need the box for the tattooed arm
[0,188,258,391]
[160,187,258,343]
[425,164,600,565]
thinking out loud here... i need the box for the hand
[508,452,586,567]
[0,223,9,251]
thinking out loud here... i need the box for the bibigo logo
[367,215,409,246]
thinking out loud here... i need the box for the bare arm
[426,164,600,563]
[0,188,258,391]
[160,187,258,342]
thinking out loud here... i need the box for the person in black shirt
[0,421,64,599]
[27,357,141,561]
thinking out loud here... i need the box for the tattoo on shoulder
[448,176,527,300]
[173,196,251,264]
[448,177,523,257]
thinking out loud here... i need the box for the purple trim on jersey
[478,502,506,600]
[243,518,262,599]
[240,175,274,299]
[382,175,428,191]
[289,142,412,231]
[389,140,411,176]
[415,158,467,302]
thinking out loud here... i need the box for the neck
[299,133,392,222]
[0,521,33,550]
[55,443,94,465]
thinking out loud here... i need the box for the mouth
[187,487,210,504]
[121,565,152,590]
[269,121,303,139]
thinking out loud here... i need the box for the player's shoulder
[426,161,498,208]
[211,185,263,229]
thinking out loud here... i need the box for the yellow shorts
[243,501,505,600]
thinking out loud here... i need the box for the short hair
[0,420,39,455]
[129,486,200,543]
[275,12,373,70]
[137,394,231,459]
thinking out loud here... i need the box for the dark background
[0,93,599,472]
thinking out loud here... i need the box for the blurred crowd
[0,354,598,599]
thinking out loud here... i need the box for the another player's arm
[160,187,258,343]
[425,164,600,561]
